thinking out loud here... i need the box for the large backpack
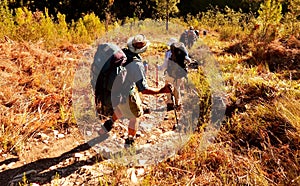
[91,43,127,114]
[166,42,188,79]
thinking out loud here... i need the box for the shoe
[97,119,114,135]
[124,136,135,148]
[175,104,182,111]
[143,107,151,114]
[167,103,174,111]
[167,103,182,111]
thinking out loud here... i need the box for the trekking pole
[169,86,179,130]
[156,61,159,110]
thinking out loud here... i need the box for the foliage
[194,7,254,41]
[256,0,283,41]
[0,4,106,47]
[0,0,14,39]
[0,1,299,185]
[151,0,180,19]
[283,0,300,38]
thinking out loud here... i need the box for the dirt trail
[0,60,197,185]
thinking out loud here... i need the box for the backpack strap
[122,48,141,66]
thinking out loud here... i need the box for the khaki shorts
[117,89,143,118]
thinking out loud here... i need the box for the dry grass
[0,38,89,153]
[0,15,299,185]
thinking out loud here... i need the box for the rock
[127,168,138,185]
[7,162,16,168]
[53,130,59,136]
[35,132,49,141]
[160,131,175,138]
[57,133,65,139]
[86,131,93,136]
[135,131,143,137]
[136,168,145,176]
[74,153,84,161]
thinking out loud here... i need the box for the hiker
[179,26,198,49]
[157,38,192,111]
[96,34,173,147]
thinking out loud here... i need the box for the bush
[283,0,300,38]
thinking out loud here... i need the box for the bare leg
[98,108,122,135]
[128,117,139,137]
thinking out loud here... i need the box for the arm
[157,50,171,71]
[141,83,172,95]
[131,62,172,95]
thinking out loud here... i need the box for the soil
[0,48,198,185]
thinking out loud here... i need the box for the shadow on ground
[0,134,109,185]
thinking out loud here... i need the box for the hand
[156,64,159,70]
[159,83,173,94]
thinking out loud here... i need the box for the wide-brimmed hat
[167,38,177,46]
[127,34,150,54]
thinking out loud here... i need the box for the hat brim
[127,36,150,54]
[167,38,178,46]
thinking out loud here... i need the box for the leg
[173,78,183,106]
[165,75,174,105]
[124,117,139,147]
[165,75,176,111]
[98,107,122,135]
[128,117,139,137]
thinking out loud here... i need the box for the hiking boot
[167,103,182,111]
[175,104,182,111]
[124,136,135,148]
[97,119,114,135]
[143,107,151,114]
[167,103,174,111]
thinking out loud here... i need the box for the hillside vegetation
[0,1,299,185]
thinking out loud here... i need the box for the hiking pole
[156,61,158,110]
[169,86,179,130]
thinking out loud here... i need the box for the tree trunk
[105,11,110,32]
[166,0,169,31]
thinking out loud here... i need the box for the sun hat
[127,34,150,54]
[167,38,178,46]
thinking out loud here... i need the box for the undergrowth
[0,1,299,185]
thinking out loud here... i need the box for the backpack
[91,43,127,113]
[166,42,188,79]
[179,31,188,46]
[122,47,141,66]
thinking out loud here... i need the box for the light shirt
[158,50,191,71]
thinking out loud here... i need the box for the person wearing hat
[179,26,198,49]
[98,34,173,147]
[157,38,191,111]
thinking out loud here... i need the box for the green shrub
[196,7,253,41]
[0,0,14,39]
[256,0,283,41]
[283,0,300,38]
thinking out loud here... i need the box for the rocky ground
[0,58,199,185]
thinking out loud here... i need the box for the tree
[151,0,180,30]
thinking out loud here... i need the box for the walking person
[179,26,198,49]
[157,38,191,111]
[96,34,173,147]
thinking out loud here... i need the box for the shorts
[116,88,143,118]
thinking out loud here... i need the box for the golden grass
[0,8,299,185]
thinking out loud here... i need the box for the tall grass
[0,1,299,185]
